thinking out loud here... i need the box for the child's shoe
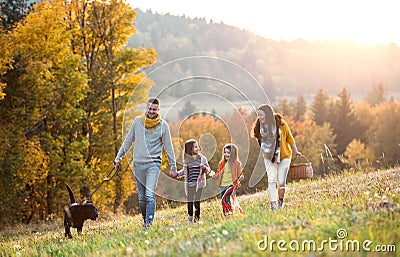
[270,202,278,212]
[278,199,284,210]
[194,216,200,223]
[188,215,194,223]
[224,211,232,216]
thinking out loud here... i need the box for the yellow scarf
[141,113,161,132]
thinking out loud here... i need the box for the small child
[213,143,244,216]
[177,139,211,223]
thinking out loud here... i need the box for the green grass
[1,168,399,256]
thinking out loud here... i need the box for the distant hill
[128,9,400,103]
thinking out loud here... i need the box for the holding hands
[169,169,178,178]
[201,164,210,174]
[208,170,215,178]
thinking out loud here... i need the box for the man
[114,98,177,227]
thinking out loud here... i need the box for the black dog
[64,184,98,238]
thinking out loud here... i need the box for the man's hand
[113,159,120,168]
[169,169,177,178]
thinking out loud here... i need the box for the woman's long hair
[252,104,283,144]
[221,143,239,168]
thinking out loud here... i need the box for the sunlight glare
[132,0,399,46]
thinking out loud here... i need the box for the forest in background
[0,1,399,227]
[130,9,400,103]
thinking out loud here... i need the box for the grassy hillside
[1,168,399,256]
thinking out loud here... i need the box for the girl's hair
[183,139,200,163]
[252,104,282,143]
[221,143,239,167]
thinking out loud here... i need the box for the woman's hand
[291,144,302,157]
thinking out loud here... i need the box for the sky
[129,0,399,46]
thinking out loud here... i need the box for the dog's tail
[66,184,76,204]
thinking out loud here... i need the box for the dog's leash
[89,166,121,200]
[88,158,134,200]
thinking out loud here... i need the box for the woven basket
[289,155,313,180]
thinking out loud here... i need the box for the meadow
[1,168,399,257]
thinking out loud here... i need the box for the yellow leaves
[17,137,50,182]
[13,0,71,59]
[0,83,5,100]
[343,139,375,169]
[169,115,230,167]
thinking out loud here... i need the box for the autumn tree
[0,0,88,223]
[170,114,230,168]
[289,117,336,176]
[64,0,156,212]
[222,108,260,194]
[343,139,374,170]
[367,101,400,166]
[0,25,12,100]
[353,101,374,144]
[0,0,157,224]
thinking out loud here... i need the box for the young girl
[253,104,302,211]
[177,139,211,223]
[213,143,244,216]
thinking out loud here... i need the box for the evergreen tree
[276,97,292,117]
[178,100,196,120]
[293,94,307,121]
[330,87,357,155]
[310,88,330,126]
[365,83,386,107]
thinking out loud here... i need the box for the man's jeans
[134,162,161,226]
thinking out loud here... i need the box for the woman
[253,104,301,211]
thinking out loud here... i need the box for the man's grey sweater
[116,116,177,170]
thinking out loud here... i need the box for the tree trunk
[112,83,121,213]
